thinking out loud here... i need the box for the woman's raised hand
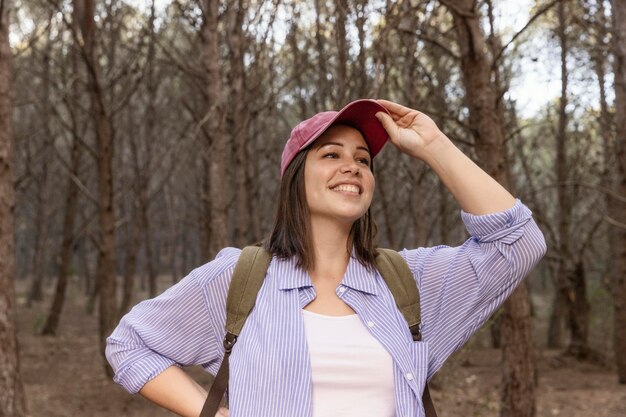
[375,99,446,161]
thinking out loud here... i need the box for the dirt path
[15,286,626,417]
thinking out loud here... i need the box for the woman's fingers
[216,407,230,417]
[375,112,400,140]
[376,99,414,117]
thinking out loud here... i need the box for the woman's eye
[358,158,371,166]
[323,152,339,159]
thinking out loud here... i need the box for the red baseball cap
[280,99,391,176]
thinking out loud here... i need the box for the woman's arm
[375,101,546,374]
[401,201,546,376]
[375,99,515,215]
[138,366,206,416]
[139,366,229,417]
[106,248,241,416]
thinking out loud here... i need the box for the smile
[330,184,361,195]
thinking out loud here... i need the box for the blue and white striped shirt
[106,199,546,417]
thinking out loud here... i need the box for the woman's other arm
[138,367,229,417]
[138,366,205,416]
[106,248,240,416]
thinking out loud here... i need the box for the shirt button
[405,373,414,381]
[367,321,375,328]
[338,287,346,294]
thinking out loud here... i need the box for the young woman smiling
[106,99,546,417]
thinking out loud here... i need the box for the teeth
[332,184,360,194]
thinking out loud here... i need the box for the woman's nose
[340,160,360,175]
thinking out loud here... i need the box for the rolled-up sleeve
[401,199,546,375]
[105,248,240,393]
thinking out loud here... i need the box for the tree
[554,0,591,358]
[227,0,252,248]
[41,8,84,335]
[200,0,228,259]
[0,0,27,414]
[72,0,118,375]
[442,0,536,415]
[611,0,626,384]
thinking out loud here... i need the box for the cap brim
[333,99,390,157]
[301,99,390,157]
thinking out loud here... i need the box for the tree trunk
[334,0,349,105]
[548,4,570,351]
[164,184,180,283]
[27,13,54,307]
[287,13,308,120]
[142,202,157,297]
[446,1,536,415]
[201,156,211,258]
[555,0,590,356]
[566,261,591,357]
[547,266,566,348]
[93,69,117,378]
[27,187,47,305]
[0,0,27,413]
[354,0,368,97]
[202,0,228,259]
[143,0,158,298]
[247,129,262,241]
[500,284,534,417]
[74,0,118,376]
[41,15,83,335]
[119,206,139,317]
[610,0,626,384]
[399,0,429,248]
[41,121,81,335]
[80,229,96,300]
[27,19,54,306]
[227,0,251,248]
[313,0,330,110]
[79,215,97,300]
[591,2,618,358]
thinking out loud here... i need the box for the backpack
[200,246,437,417]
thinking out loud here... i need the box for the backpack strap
[225,246,273,337]
[374,248,422,341]
[200,246,271,417]
[375,249,437,416]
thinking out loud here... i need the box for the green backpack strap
[225,246,273,338]
[374,248,422,341]
[375,249,437,417]
[200,246,271,417]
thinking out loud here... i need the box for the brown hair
[264,147,378,271]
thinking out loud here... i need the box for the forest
[1,0,626,416]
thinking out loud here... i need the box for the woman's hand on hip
[375,99,448,162]
[215,407,230,417]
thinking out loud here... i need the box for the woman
[106,99,547,417]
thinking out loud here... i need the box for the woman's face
[304,125,375,226]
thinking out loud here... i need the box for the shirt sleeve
[105,247,241,393]
[400,199,546,376]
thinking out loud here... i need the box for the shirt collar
[273,256,314,290]
[341,255,379,295]
[273,252,379,296]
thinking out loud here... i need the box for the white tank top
[301,309,396,417]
